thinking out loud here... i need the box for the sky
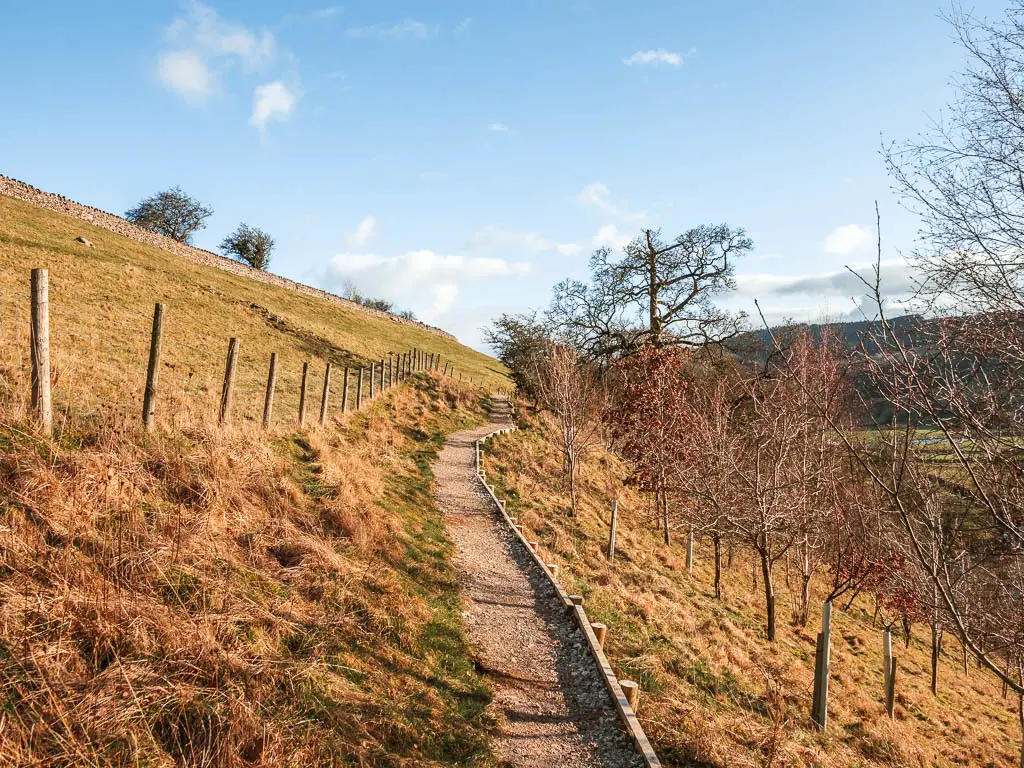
[0,0,1008,350]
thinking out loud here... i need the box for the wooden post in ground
[356,367,363,408]
[262,352,278,428]
[883,628,896,719]
[811,600,833,731]
[608,499,618,562]
[620,681,639,711]
[298,362,309,425]
[591,623,608,649]
[379,359,385,392]
[142,302,165,432]
[369,362,376,399]
[319,362,332,426]
[443,361,449,376]
[687,528,694,575]
[219,337,239,424]
[341,366,349,412]
[30,268,52,437]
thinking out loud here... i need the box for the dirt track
[434,400,644,768]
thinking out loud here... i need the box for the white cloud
[454,17,473,34]
[313,6,341,19]
[591,224,632,251]
[347,19,438,39]
[823,224,873,255]
[324,249,532,322]
[167,1,275,71]
[623,48,682,67]
[468,225,582,256]
[158,49,213,102]
[577,183,646,222]
[488,122,510,132]
[250,81,299,128]
[343,216,377,248]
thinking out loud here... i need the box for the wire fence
[1,267,474,438]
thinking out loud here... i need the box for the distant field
[0,193,508,429]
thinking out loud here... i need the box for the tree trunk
[902,614,913,648]
[568,454,577,517]
[713,534,722,600]
[646,230,661,344]
[760,549,776,642]
[797,573,811,628]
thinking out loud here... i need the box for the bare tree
[548,226,752,361]
[126,187,213,244]
[527,343,603,515]
[221,223,275,270]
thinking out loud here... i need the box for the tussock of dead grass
[484,404,1021,768]
[0,367,497,767]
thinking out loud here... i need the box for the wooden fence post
[30,268,52,437]
[883,627,897,719]
[219,337,239,424]
[262,352,277,428]
[608,499,618,561]
[142,302,165,432]
[443,361,449,376]
[379,359,385,393]
[356,367,363,409]
[591,623,608,650]
[341,366,349,412]
[298,361,309,425]
[319,362,332,426]
[369,362,376,399]
[811,600,833,731]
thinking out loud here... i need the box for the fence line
[2,267,486,435]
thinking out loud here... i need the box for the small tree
[126,187,212,244]
[220,223,275,270]
[527,343,603,515]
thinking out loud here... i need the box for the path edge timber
[475,399,663,768]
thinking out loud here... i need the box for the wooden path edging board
[474,414,663,768]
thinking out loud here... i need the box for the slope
[482,403,1020,768]
[0,191,507,432]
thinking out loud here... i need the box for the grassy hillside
[0,193,514,765]
[483,404,1020,767]
[0,193,508,431]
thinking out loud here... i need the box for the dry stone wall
[0,174,456,341]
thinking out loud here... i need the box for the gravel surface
[435,400,645,768]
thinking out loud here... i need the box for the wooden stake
[686,528,694,575]
[262,352,277,428]
[319,362,332,425]
[883,628,896,719]
[811,601,833,731]
[591,623,608,649]
[298,361,309,425]
[379,359,385,392]
[608,499,618,562]
[341,366,349,412]
[218,337,239,424]
[620,681,639,711]
[369,362,376,399]
[547,563,559,578]
[356,367,363,409]
[30,268,52,437]
[142,302,165,432]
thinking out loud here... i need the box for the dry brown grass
[0,347,498,766]
[483,403,1021,768]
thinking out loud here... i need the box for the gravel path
[435,399,645,768]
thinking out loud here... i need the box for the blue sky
[1,0,1005,349]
